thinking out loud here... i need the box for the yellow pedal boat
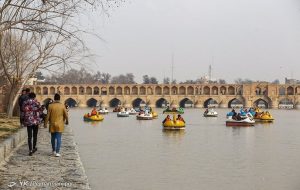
[163,120,185,130]
[254,112,274,122]
[152,111,158,118]
[83,114,104,121]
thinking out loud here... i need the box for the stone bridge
[29,83,300,109]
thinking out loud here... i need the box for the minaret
[208,65,212,81]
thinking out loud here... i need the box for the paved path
[0,126,90,190]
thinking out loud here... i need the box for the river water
[70,108,300,190]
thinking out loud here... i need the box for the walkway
[0,126,90,190]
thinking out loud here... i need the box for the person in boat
[236,113,242,121]
[177,114,185,123]
[162,115,171,123]
[91,107,97,116]
[204,108,209,114]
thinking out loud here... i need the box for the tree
[143,75,158,84]
[143,75,150,84]
[218,79,226,84]
[163,77,170,84]
[111,73,136,84]
[0,0,123,117]
[101,73,111,84]
[149,77,158,84]
[234,78,253,84]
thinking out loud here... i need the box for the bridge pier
[219,104,227,108]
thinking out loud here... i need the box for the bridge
[29,83,300,109]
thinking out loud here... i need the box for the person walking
[23,92,42,156]
[18,88,30,127]
[44,93,69,157]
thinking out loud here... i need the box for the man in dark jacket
[18,88,30,127]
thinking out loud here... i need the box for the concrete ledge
[0,128,26,164]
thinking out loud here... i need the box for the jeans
[51,132,62,153]
[27,125,38,151]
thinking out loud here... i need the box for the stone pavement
[0,126,90,190]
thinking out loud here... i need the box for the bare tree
[0,0,123,117]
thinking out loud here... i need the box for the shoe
[52,151,56,156]
[55,153,61,157]
[29,151,33,156]
[32,148,37,153]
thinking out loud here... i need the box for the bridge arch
[156,98,169,108]
[36,87,41,95]
[65,98,77,107]
[87,98,97,107]
[124,86,130,95]
[179,86,186,95]
[203,86,210,95]
[132,98,146,108]
[116,86,122,95]
[109,98,121,107]
[147,87,153,95]
[43,87,48,95]
[132,86,138,95]
[279,86,285,95]
[71,87,77,95]
[228,98,244,108]
[101,87,107,95]
[86,86,92,95]
[140,86,146,95]
[228,86,235,95]
[163,86,170,95]
[93,87,99,95]
[287,86,294,95]
[64,87,70,95]
[254,98,269,109]
[220,86,226,95]
[296,86,300,95]
[180,98,194,108]
[204,98,218,108]
[211,86,218,95]
[109,87,115,95]
[155,86,162,95]
[187,86,194,95]
[79,86,84,95]
[171,86,178,95]
[49,87,55,95]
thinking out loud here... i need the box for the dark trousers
[27,125,38,151]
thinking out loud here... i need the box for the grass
[0,114,20,140]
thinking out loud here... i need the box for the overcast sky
[79,0,300,83]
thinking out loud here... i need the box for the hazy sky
[79,0,300,83]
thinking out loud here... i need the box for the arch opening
[204,98,218,108]
[228,98,243,108]
[180,98,194,108]
[156,98,169,108]
[254,99,269,109]
[279,99,294,109]
[132,98,146,108]
[65,98,77,107]
[109,98,121,107]
[87,98,97,107]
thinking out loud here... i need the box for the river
[70,108,300,190]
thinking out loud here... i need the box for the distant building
[26,77,38,85]
[285,78,300,85]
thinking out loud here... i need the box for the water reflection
[162,129,185,139]
[83,121,102,127]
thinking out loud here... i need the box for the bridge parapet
[29,83,300,109]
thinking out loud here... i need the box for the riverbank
[0,126,90,190]
[0,114,20,140]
